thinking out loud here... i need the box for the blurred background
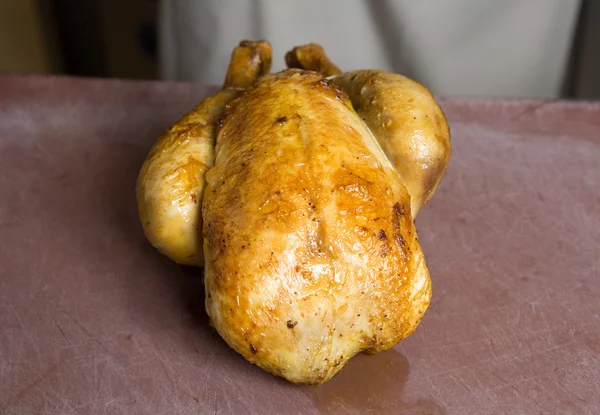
[1,0,598,99]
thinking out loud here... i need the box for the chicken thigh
[202,44,450,385]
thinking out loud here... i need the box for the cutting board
[1,75,598,414]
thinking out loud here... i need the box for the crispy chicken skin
[203,69,432,385]
[137,40,451,386]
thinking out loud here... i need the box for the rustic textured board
[1,74,598,414]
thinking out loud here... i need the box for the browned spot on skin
[357,226,370,238]
[287,320,298,329]
[391,202,409,254]
[393,202,405,217]
[275,116,288,124]
[299,268,315,283]
[395,234,406,250]
[378,229,387,241]
[362,334,379,353]
[190,193,197,203]
[169,158,207,197]
[250,344,258,354]
[310,77,348,101]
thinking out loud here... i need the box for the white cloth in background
[159,0,581,98]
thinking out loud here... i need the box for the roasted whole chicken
[137,41,451,385]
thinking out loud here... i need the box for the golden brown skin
[203,70,431,385]
[286,44,451,216]
[136,41,271,265]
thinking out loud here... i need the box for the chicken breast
[203,69,432,385]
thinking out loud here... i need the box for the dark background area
[1,0,599,98]
[1,0,158,80]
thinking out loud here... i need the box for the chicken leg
[286,43,451,217]
[136,41,271,266]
